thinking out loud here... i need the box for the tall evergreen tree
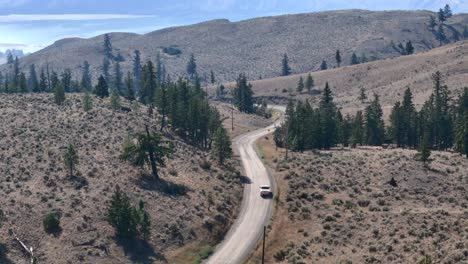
[351,111,364,147]
[6,52,14,64]
[418,131,431,165]
[110,89,121,110]
[359,87,367,103]
[233,73,254,113]
[405,41,415,55]
[320,60,328,70]
[210,70,216,85]
[18,72,27,93]
[186,53,197,79]
[124,72,135,101]
[365,94,385,146]
[139,61,157,104]
[351,53,360,65]
[39,69,48,93]
[28,64,39,92]
[102,57,111,83]
[80,61,92,92]
[212,126,232,164]
[438,8,447,23]
[455,88,468,157]
[319,82,338,149]
[155,53,163,84]
[281,53,292,76]
[82,92,93,112]
[305,73,314,93]
[113,61,124,95]
[54,81,66,105]
[401,88,418,148]
[335,50,342,67]
[133,50,142,93]
[12,56,20,88]
[389,101,404,147]
[61,69,72,93]
[103,33,113,59]
[436,25,447,46]
[429,15,437,31]
[296,76,304,93]
[64,144,79,176]
[443,4,453,19]
[94,75,109,98]
[463,26,468,39]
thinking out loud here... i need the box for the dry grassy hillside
[235,40,468,118]
[249,135,468,264]
[6,10,468,83]
[0,94,243,264]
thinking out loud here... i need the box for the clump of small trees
[107,188,151,241]
[275,71,468,161]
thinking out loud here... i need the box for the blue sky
[0,0,466,52]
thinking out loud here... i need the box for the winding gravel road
[207,107,284,264]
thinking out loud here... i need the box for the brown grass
[249,134,468,264]
[0,93,243,264]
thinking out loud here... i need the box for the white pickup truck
[260,185,273,198]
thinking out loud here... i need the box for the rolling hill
[0,94,244,263]
[225,40,468,119]
[6,10,468,83]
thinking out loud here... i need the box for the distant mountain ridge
[4,9,468,82]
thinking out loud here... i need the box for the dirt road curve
[207,107,284,264]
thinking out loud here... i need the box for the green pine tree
[54,81,66,105]
[82,92,93,112]
[281,54,291,76]
[110,89,121,110]
[212,126,232,164]
[305,73,314,93]
[64,143,79,177]
[94,75,109,98]
[296,77,304,93]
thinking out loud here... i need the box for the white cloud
[0,14,154,22]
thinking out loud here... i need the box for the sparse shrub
[418,255,432,264]
[274,249,287,261]
[200,159,212,170]
[358,200,370,207]
[43,213,60,234]
[197,245,214,261]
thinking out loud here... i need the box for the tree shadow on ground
[137,175,189,197]
[119,239,166,264]
[0,243,14,264]
[239,175,251,184]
